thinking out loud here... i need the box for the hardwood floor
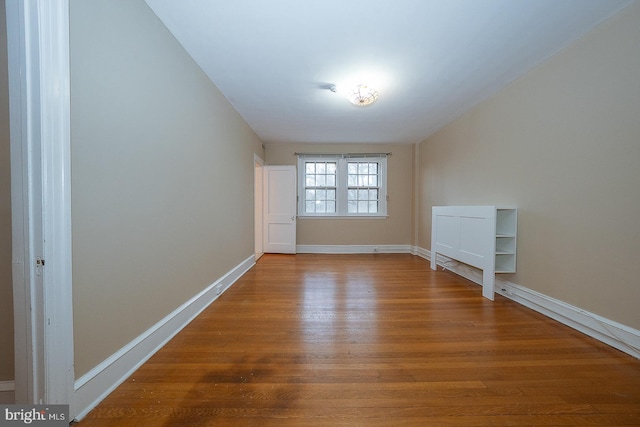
[76,254,640,426]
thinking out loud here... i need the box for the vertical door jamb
[254,154,264,261]
[7,0,74,411]
[7,0,45,405]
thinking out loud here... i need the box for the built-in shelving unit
[495,208,517,273]
[431,206,517,300]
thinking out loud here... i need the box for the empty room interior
[1,0,640,425]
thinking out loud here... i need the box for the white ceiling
[145,0,633,145]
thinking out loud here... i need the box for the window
[298,155,387,217]
[303,160,337,214]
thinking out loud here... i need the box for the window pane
[306,176,315,187]
[317,189,326,200]
[346,161,380,193]
[327,189,336,200]
[306,201,315,213]
[327,163,337,174]
[369,189,378,200]
[306,189,315,200]
[305,163,315,173]
[316,175,326,186]
[327,201,336,212]
[316,201,326,212]
[327,175,336,186]
[317,163,326,174]
[369,201,378,212]
[358,189,368,200]
[347,189,356,200]
[348,200,357,213]
[358,201,368,212]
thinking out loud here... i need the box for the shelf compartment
[496,209,517,236]
[495,236,516,254]
[495,253,516,273]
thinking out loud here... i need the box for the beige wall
[70,0,264,377]
[417,2,640,329]
[265,143,413,246]
[0,0,14,382]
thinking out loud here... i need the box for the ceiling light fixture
[330,84,379,107]
[347,84,379,107]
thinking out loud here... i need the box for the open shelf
[496,254,516,273]
[496,236,516,253]
[494,208,517,273]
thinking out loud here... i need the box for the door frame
[7,0,74,409]
[254,154,264,260]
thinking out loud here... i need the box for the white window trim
[297,155,388,218]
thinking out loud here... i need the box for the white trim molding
[73,255,256,421]
[7,0,45,405]
[416,247,640,360]
[7,0,74,406]
[39,0,75,408]
[0,381,15,404]
[496,282,640,360]
[411,245,429,258]
[297,245,413,254]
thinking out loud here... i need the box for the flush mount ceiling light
[347,84,379,107]
[330,84,379,107]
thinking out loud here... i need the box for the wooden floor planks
[75,254,640,426]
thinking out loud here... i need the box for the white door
[263,166,297,254]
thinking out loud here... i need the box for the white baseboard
[73,255,256,420]
[297,244,413,254]
[0,381,15,404]
[416,247,640,360]
[412,245,429,259]
[496,282,640,359]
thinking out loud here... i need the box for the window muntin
[298,156,387,217]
